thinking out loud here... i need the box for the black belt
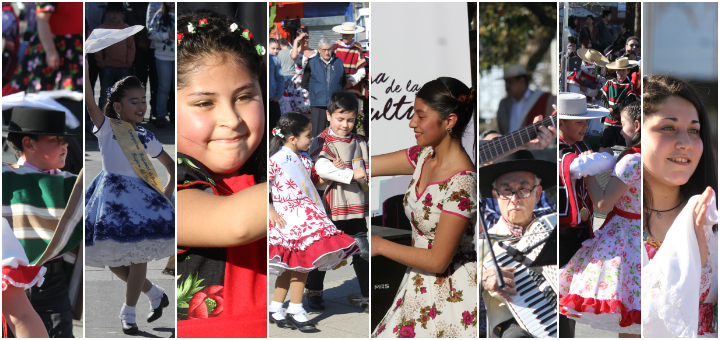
[42,257,65,274]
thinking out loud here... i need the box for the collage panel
[267,1,370,337]
[175,2,267,338]
[84,1,176,337]
[477,2,558,338]
[642,2,718,337]
[370,2,478,338]
[559,1,642,338]
[2,2,84,338]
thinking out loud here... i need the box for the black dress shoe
[147,293,169,323]
[268,312,289,328]
[121,319,138,335]
[307,294,325,311]
[286,313,317,332]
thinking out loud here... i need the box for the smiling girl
[642,75,717,337]
[175,9,267,338]
[84,56,175,333]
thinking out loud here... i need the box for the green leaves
[177,273,206,318]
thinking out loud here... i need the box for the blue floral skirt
[85,171,174,267]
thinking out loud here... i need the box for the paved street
[269,262,369,338]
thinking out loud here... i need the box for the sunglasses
[629,44,640,48]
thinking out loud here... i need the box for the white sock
[145,284,164,309]
[120,304,136,324]
[269,301,285,320]
[286,302,309,322]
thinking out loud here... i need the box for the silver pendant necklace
[648,196,684,219]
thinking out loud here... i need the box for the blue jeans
[155,59,174,119]
[99,66,130,110]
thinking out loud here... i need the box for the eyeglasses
[629,44,640,48]
[319,48,332,52]
[494,185,538,199]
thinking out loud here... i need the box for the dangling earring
[446,128,452,134]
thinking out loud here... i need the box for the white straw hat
[557,92,609,119]
[501,64,529,79]
[332,22,365,34]
[577,48,610,67]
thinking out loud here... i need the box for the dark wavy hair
[177,9,266,182]
[643,74,718,235]
[104,76,145,119]
[269,113,311,157]
[327,91,358,116]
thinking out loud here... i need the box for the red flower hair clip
[198,18,209,27]
[458,92,474,104]
[177,33,184,45]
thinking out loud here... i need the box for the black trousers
[496,318,532,338]
[310,106,328,138]
[559,314,576,338]
[305,218,369,297]
[132,48,158,117]
[5,258,74,338]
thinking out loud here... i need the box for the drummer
[479,150,557,338]
[567,48,608,102]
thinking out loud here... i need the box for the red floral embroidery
[188,285,224,319]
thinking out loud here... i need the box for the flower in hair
[272,127,284,138]
[106,87,114,98]
[198,18,209,27]
[256,45,266,56]
[242,29,252,41]
[177,33,184,45]
[230,23,238,32]
[458,92,474,104]
[187,22,196,34]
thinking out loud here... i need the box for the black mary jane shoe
[286,313,317,332]
[147,293,169,323]
[268,312,289,328]
[121,320,138,335]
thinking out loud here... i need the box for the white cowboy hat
[501,64,528,79]
[605,57,639,70]
[577,48,609,67]
[332,22,365,34]
[557,92,609,119]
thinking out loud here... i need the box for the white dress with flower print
[372,146,478,338]
[559,153,642,334]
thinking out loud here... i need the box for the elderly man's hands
[481,267,518,302]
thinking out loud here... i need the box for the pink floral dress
[267,146,358,276]
[559,152,642,334]
[372,146,478,338]
[644,232,717,335]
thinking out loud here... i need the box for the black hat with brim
[478,150,556,198]
[100,3,127,12]
[3,107,82,137]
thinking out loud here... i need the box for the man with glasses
[302,38,347,137]
[478,149,556,338]
[623,36,641,61]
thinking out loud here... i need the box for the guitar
[479,114,557,165]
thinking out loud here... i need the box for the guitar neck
[479,115,557,164]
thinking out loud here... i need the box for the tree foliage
[478,3,557,72]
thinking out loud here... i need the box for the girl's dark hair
[643,74,718,235]
[620,100,641,147]
[415,77,476,140]
[568,15,577,30]
[156,3,173,28]
[177,9,267,182]
[269,113,311,156]
[103,76,145,119]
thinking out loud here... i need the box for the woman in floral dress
[8,2,83,94]
[559,102,642,335]
[641,75,717,337]
[370,77,556,338]
[279,29,316,115]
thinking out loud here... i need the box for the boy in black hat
[3,107,83,337]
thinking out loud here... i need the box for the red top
[177,174,268,338]
[37,2,83,36]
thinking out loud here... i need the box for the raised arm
[156,151,176,201]
[84,63,105,128]
[177,184,267,247]
[370,149,415,177]
[35,11,58,71]
[371,211,469,273]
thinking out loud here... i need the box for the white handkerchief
[2,92,80,129]
[85,25,145,54]
[568,152,615,179]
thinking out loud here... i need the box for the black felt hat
[100,2,127,12]
[3,107,81,137]
[478,150,556,198]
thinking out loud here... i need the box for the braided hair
[415,77,476,140]
[177,9,267,182]
[103,76,144,119]
[269,113,311,157]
